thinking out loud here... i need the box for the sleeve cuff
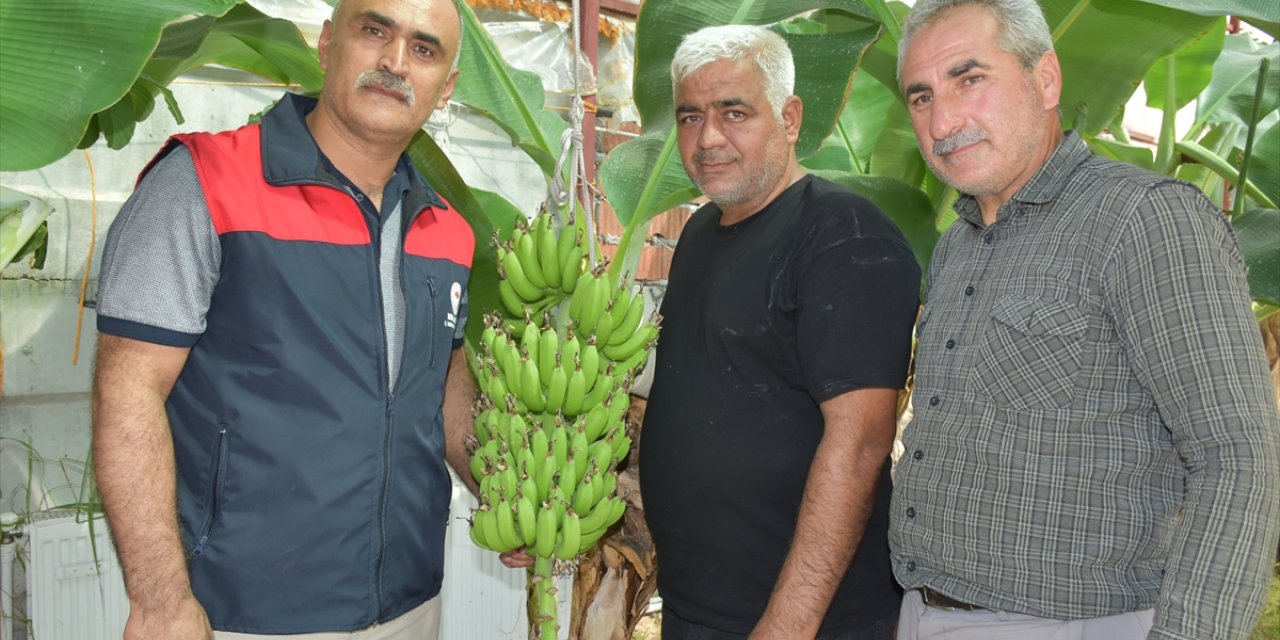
[97,315,202,348]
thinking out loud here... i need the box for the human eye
[909,93,932,108]
[677,113,702,126]
[413,43,435,58]
[362,24,385,39]
[725,109,747,121]
[961,73,984,86]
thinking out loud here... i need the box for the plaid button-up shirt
[890,132,1280,638]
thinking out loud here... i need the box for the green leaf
[1195,35,1279,135]
[1250,119,1280,207]
[1232,208,1280,305]
[451,0,566,177]
[599,126,699,230]
[0,0,240,171]
[0,185,56,271]
[811,171,940,273]
[869,98,926,185]
[405,131,523,342]
[1149,0,1280,29]
[1047,0,1220,135]
[1143,17,1225,112]
[1086,136,1155,170]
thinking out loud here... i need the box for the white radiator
[26,510,128,640]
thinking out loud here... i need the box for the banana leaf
[1233,208,1280,305]
[406,130,524,343]
[80,4,323,151]
[1143,17,1225,112]
[1194,35,1279,138]
[451,0,567,177]
[0,0,240,172]
[0,185,54,271]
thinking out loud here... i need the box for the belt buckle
[920,586,985,612]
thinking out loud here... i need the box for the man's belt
[919,586,986,611]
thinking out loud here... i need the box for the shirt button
[913,450,924,461]
[906,507,916,518]
[983,232,994,244]
[929,396,940,406]
[906,560,918,572]
[945,339,956,349]
[356,194,365,201]
[964,285,975,296]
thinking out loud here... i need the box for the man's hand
[500,548,535,569]
[125,596,212,640]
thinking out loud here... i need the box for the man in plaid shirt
[889,0,1280,638]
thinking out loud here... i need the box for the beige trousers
[898,589,1154,640]
[213,596,441,640]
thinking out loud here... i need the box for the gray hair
[671,25,795,120]
[897,0,1053,81]
[331,0,465,71]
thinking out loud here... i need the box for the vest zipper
[192,425,229,557]
[427,277,439,368]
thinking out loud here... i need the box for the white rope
[547,0,596,265]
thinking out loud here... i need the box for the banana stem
[529,555,557,639]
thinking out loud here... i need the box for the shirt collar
[953,130,1090,227]
[258,92,444,211]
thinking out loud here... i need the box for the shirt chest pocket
[967,297,1088,409]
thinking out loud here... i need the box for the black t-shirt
[640,175,921,634]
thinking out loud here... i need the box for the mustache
[693,150,735,165]
[933,128,987,156]
[355,70,415,106]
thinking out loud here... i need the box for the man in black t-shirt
[639,24,922,640]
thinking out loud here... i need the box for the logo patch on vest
[446,281,462,329]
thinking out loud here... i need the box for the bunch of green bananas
[469,210,661,639]
[496,208,583,319]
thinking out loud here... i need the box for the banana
[507,413,529,452]
[535,501,557,557]
[570,426,590,483]
[480,316,498,354]
[601,469,617,498]
[556,219,579,273]
[519,357,546,412]
[605,388,629,430]
[572,470,596,515]
[583,402,610,442]
[550,422,569,469]
[517,493,538,548]
[556,467,576,507]
[593,298,617,346]
[470,511,495,551]
[611,433,632,464]
[535,451,557,503]
[496,271,527,318]
[515,225,550,289]
[589,440,613,477]
[607,289,646,347]
[555,509,581,560]
[560,328,581,369]
[478,504,504,552]
[530,425,549,467]
[550,485,568,523]
[611,347,650,382]
[560,244,583,295]
[562,361,587,417]
[520,315,540,365]
[545,355,568,413]
[473,410,493,446]
[500,241,545,302]
[578,338,600,393]
[577,495,616,537]
[575,520,608,555]
[578,272,609,337]
[538,325,558,384]
[581,368,615,413]
[520,473,538,505]
[469,450,488,484]
[601,323,659,363]
[537,212,561,289]
[496,497,524,551]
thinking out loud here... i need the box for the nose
[379,39,410,77]
[929,91,963,142]
[697,115,727,150]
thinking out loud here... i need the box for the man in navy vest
[92,0,475,637]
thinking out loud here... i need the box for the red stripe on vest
[167,127,371,245]
[404,198,475,268]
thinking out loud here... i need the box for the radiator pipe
[1,512,20,640]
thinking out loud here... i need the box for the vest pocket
[192,424,229,557]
